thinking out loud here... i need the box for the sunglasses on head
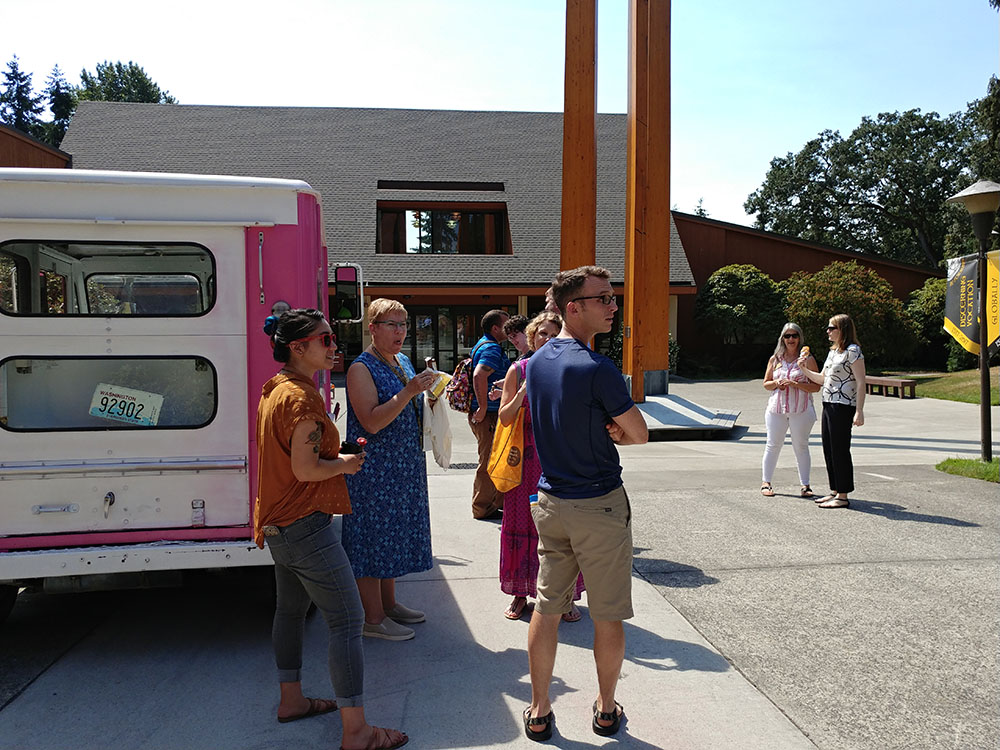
[294,332,335,347]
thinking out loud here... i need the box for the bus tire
[0,585,18,624]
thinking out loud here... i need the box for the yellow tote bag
[487,409,525,493]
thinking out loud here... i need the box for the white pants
[762,409,815,485]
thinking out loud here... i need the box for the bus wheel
[0,585,18,624]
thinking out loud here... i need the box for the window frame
[375,201,513,256]
[0,355,220,433]
[0,239,217,318]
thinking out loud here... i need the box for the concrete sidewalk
[0,378,994,749]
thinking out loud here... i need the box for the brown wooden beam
[560,0,598,271]
[624,0,671,402]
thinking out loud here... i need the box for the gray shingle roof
[61,101,694,287]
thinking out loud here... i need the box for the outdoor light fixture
[946,180,1000,463]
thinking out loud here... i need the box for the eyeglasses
[294,332,335,347]
[826,326,838,331]
[373,320,408,331]
[782,333,800,339]
[570,294,617,306]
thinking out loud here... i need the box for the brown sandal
[339,725,408,750]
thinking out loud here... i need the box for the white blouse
[767,357,815,415]
[821,344,864,406]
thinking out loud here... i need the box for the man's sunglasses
[294,332,335,347]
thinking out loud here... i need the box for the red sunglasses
[294,332,335,348]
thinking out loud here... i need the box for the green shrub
[783,261,919,367]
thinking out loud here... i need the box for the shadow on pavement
[846,499,982,527]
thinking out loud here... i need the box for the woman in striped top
[761,323,820,497]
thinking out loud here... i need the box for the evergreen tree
[42,65,76,148]
[0,55,44,138]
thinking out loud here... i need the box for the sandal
[504,597,527,620]
[800,485,814,498]
[277,697,338,723]
[815,493,836,504]
[339,725,408,750]
[818,497,850,509]
[523,707,554,742]
[760,482,775,497]
[561,604,582,623]
[592,700,624,737]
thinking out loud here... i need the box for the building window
[377,203,512,255]
[0,241,214,316]
[0,356,217,431]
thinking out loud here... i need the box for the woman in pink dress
[496,311,585,622]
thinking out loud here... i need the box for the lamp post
[946,180,1000,463]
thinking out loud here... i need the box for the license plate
[89,383,164,426]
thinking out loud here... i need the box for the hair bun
[263,315,279,336]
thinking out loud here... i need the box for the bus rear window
[0,241,214,316]
[0,357,217,431]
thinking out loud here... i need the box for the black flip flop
[523,707,554,742]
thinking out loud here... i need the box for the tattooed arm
[290,419,364,482]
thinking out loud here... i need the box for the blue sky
[3,0,998,224]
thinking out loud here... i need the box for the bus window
[0,241,215,317]
[0,356,217,431]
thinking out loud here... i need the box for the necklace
[369,346,420,421]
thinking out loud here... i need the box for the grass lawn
[936,457,999,483]
[889,367,1000,405]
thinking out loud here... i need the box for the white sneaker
[385,603,425,624]
[363,618,414,641]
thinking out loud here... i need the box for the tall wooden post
[560,0,598,271]
[623,0,671,402]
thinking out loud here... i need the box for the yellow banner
[945,250,1000,356]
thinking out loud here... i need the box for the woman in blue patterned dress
[344,298,437,641]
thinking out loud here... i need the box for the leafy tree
[41,65,76,148]
[695,264,786,345]
[746,110,970,268]
[693,198,708,217]
[783,261,918,366]
[0,55,44,137]
[78,61,177,104]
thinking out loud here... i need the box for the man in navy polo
[522,266,648,741]
[468,309,510,520]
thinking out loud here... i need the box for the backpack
[445,342,486,413]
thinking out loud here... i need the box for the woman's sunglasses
[826,326,838,331]
[294,332,335,347]
[782,333,799,339]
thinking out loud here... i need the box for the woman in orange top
[256,308,407,750]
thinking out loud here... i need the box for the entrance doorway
[406,305,516,373]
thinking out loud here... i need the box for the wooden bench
[865,375,917,399]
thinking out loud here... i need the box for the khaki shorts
[530,485,633,621]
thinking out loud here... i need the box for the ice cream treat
[801,345,810,357]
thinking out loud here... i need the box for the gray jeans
[264,512,365,707]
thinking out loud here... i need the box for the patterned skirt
[499,440,585,600]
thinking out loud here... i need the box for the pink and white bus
[0,168,358,622]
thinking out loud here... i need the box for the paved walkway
[0,379,995,749]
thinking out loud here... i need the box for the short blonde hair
[526,311,563,350]
[366,297,406,323]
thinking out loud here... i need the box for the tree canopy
[78,61,177,104]
[0,57,176,148]
[746,79,999,269]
